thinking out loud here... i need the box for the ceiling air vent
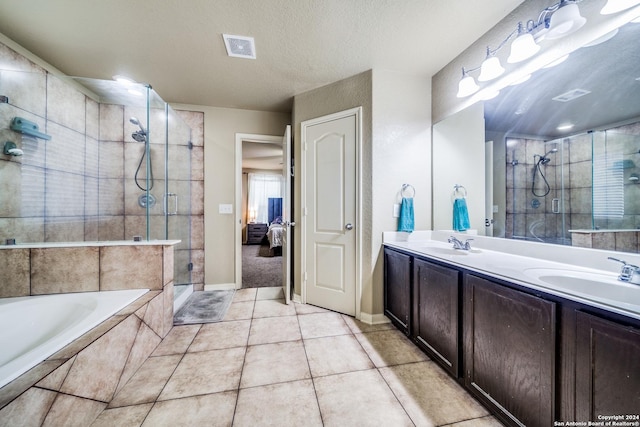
[552,88,591,102]
[222,34,256,59]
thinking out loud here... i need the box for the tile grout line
[230,290,257,426]
[297,309,326,426]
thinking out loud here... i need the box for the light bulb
[508,32,540,63]
[546,3,586,40]
[457,75,479,98]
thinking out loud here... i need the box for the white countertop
[383,231,640,321]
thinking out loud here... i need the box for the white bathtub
[0,289,148,389]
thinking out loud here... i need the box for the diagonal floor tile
[298,312,352,339]
[91,403,153,427]
[158,347,245,400]
[313,369,413,426]
[379,361,490,426]
[188,319,251,352]
[142,391,237,427]
[240,341,310,388]
[248,316,301,345]
[252,299,296,318]
[109,355,182,408]
[294,302,329,315]
[233,288,257,302]
[223,301,254,321]
[234,380,323,427]
[304,334,374,377]
[151,324,201,356]
[354,329,428,367]
[341,315,395,334]
[256,286,283,300]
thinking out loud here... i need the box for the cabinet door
[464,274,556,427]
[576,311,640,420]
[384,248,411,335]
[414,258,460,377]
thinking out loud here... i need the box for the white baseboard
[204,283,238,291]
[292,293,302,303]
[358,312,391,325]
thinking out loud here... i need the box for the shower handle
[164,193,178,216]
[552,198,560,214]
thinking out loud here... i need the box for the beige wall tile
[115,321,161,396]
[162,282,174,337]
[142,292,165,337]
[36,357,75,392]
[0,360,64,410]
[142,392,236,427]
[0,161,22,218]
[46,75,86,133]
[91,403,153,427]
[31,247,99,295]
[99,104,124,142]
[615,231,638,253]
[163,245,174,287]
[0,248,30,297]
[60,315,140,402]
[100,245,163,291]
[593,232,616,251]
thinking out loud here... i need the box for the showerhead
[129,117,147,142]
[537,147,558,165]
[129,117,146,133]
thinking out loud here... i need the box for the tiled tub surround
[0,40,206,290]
[0,241,176,413]
[0,289,149,389]
[570,229,640,253]
[384,231,640,321]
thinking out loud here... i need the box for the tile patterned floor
[91,287,504,426]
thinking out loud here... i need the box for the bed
[266,223,284,250]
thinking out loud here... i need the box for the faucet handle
[608,257,640,284]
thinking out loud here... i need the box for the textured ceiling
[0,0,523,112]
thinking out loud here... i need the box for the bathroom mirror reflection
[436,17,640,254]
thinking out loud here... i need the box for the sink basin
[523,268,640,304]
[423,247,469,256]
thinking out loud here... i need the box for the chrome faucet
[608,257,640,285]
[448,236,473,250]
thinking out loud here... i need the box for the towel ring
[401,184,415,198]
[453,184,467,198]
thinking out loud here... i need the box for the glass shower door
[145,100,192,286]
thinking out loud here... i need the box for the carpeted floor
[242,243,282,288]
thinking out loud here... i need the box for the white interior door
[281,125,292,304]
[302,111,358,316]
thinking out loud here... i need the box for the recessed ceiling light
[112,75,136,86]
[557,123,574,131]
[552,88,591,102]
[222,34,256,59]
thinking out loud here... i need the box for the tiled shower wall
[505,120,640,250]
[0,41,205,288]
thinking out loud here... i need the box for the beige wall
[293,69,431,318]
[171,104,290,286]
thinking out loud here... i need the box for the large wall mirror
[433,1,640,254]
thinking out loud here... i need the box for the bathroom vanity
[383,232,640,427]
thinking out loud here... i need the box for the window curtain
[247,173,284,224]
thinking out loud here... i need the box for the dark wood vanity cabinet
[463,274,556,427]
[383,245,640,427]
[383,248,411,335]
[575,311,640,421]
[413,258,460,377]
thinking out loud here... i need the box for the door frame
[300,107,363,319]
[234,132,284,290]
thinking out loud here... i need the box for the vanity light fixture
[478,48,505,81]
[545,1,586,39]
[456,0,586,98]
[456,68,480,97]
[601,0,640,15]
[507,22,541,63]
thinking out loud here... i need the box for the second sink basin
[523,268,640,304]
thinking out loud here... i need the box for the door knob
[345,223,353,230]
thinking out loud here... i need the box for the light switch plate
[219,204,233,214]
[393,204,400,218]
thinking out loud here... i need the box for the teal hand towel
[398,197,414,233]
[453,198,470,232]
